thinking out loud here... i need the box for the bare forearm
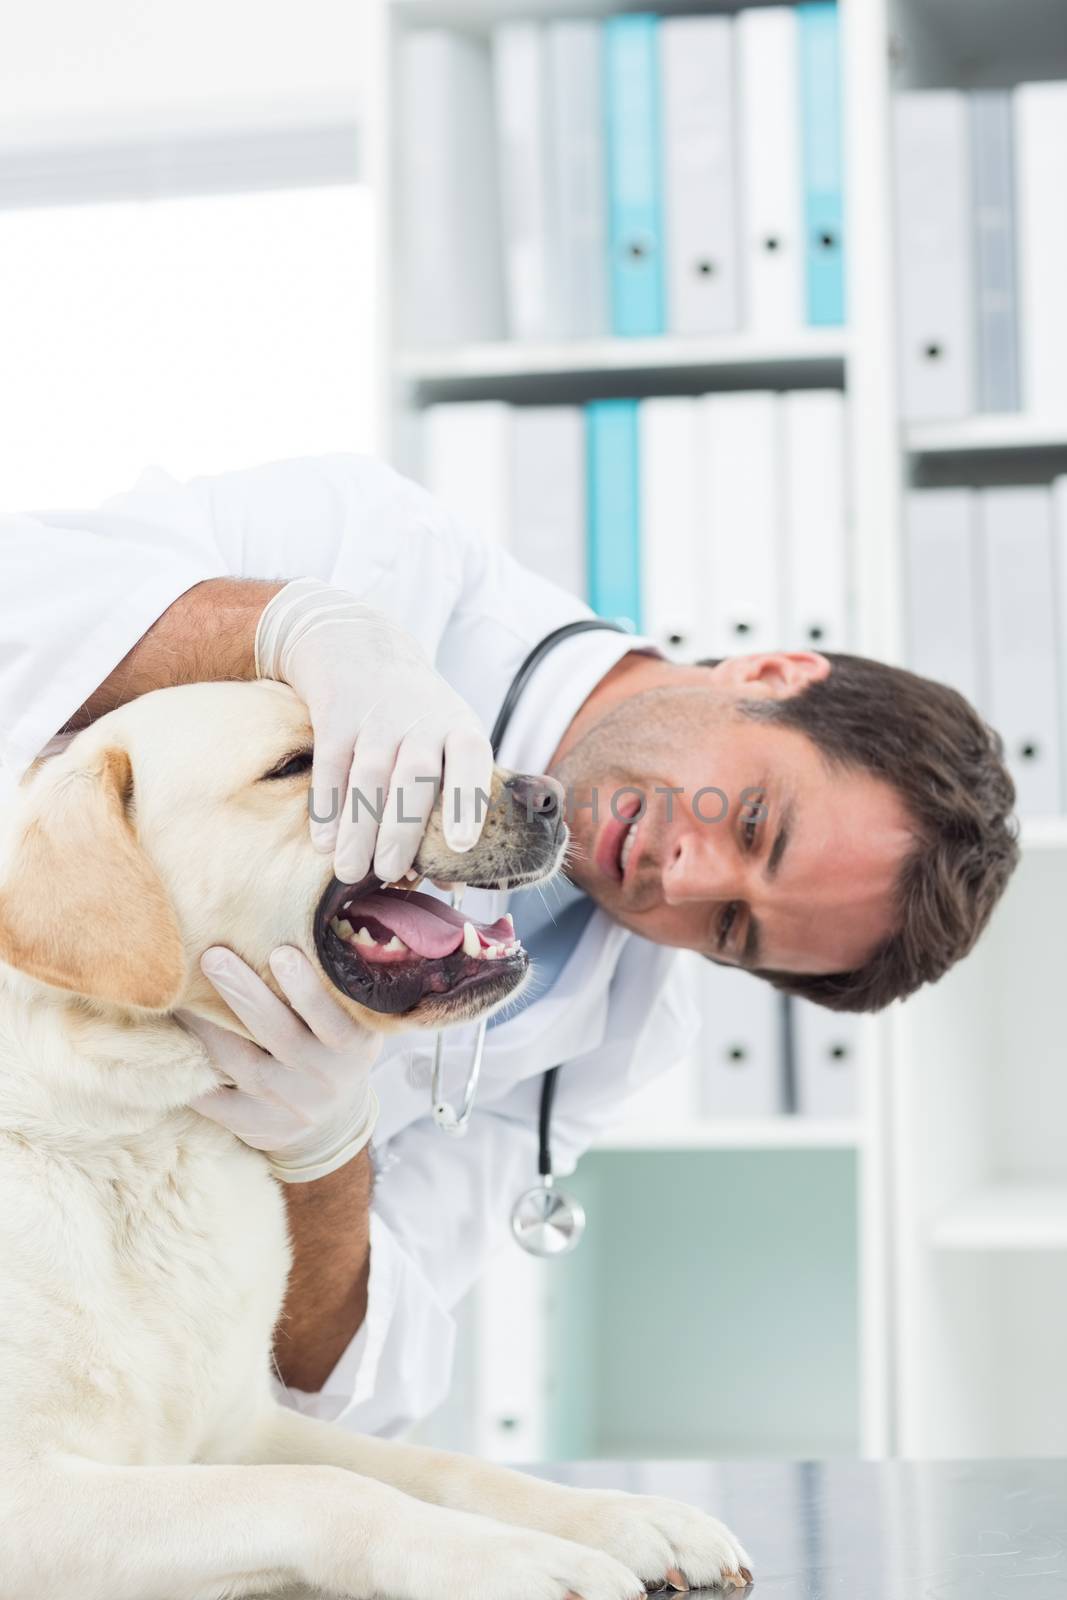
[274,1149,373,1392]
[63,577,285,730]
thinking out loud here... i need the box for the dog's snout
[414,764,568,896]
[506,773,564,823]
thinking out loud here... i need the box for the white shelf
[906,414,1067,456]
[391,0,726,25]
[596,1117,863,1153]
[398,330,849,386]
[931,1184,1067,1251]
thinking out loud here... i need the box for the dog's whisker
[533,883,562,926]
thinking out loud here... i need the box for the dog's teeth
[462,921,481,958]
[332,917,354,939]
[383,935,407,953]
[403,867,420,882]
[502,913,515,935]
[354,926,377,948]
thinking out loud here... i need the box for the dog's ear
[0,746,185,1010]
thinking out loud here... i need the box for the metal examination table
[269,1459,1067,1599]
[530,1459,1067,1598]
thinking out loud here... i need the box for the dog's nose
[506,772,564,822]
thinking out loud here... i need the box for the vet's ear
[0,746,185,1009]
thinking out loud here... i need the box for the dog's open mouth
[314,876,529,1017]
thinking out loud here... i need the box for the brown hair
[729,653,1020,1012]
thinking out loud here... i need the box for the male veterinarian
[0,454,1017,1436]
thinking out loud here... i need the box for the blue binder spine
[586,399,642,631]
[604,15,666,338]
[798,2,845,326]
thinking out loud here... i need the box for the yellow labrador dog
[0,680,752,1600]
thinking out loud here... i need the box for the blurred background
[4,0,1067,1463]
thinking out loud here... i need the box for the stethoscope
[430,617,627,1257]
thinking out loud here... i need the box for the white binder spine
[904,489,985,713]
[423,402,513,548]
[1015,82,1067,417]
[661,16,739,336]
[510,407,587,600]
[697,962,785,1119]
[782,389,850,653]
[1052,476,1067,806]
[736,7,803,334]
[792,999,859,1120]
[892,92,975,420]
[701,392,783,657]
[979,486,1061,817]
[398,31,505,347]
[546,21,609,340]
[639,396,706,661]
[493,22,558,343]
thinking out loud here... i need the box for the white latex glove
[180,945,382,1184]
[256,577,494,885]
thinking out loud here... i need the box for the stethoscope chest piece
[510,1175,586,1258]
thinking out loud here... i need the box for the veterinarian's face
[2,682,565,1028]
[555,660,913,978]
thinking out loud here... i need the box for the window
[0,183,375,512]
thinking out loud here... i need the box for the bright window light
[0,184,376,512]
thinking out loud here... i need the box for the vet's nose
[506,772,564,823]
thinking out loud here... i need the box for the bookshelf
[368,0,1067,1464]
[399,329,849,386]
[907,416,1067,457]
[888,0,1067,1458]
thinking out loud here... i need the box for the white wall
[0,0,365,147]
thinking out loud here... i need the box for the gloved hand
[256,577,494,885]
[179,945,382,1184]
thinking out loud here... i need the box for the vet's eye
[741,791,765,849]
[262,750,313,781]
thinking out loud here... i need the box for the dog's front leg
[243,1406,753,1594]
[4,1453,645,1600]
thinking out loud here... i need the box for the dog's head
[0,681,567,1032]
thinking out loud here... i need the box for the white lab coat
[0,454,699,1435]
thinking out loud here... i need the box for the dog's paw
[446,1522,646,1600]
[356,1507,647,1600]
[543,1490,753,1594]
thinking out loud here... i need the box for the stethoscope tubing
[429,619,629,1253]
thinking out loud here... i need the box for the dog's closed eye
[261,750,313,782]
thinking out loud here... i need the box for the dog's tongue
[353,891,514,959]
